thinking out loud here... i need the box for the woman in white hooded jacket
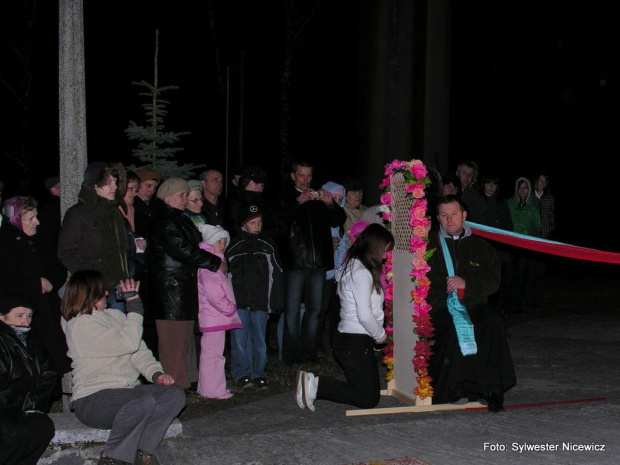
[295,223,394,411]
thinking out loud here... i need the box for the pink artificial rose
[412,256,428,270]
[410,267,430,278]
[385,160,406,175]
[411,162,428,179]
[415,246,427,258]
[412,187,425,199]
[409,217,428,228]
[413,225,427,237]
[414,301,432,317]
[412,285,429,300]
[380,192,392,206]
[410,236,425,250]
[412,206,426,219]
[413,198,428,210]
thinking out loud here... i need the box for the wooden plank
[346,402,482,417]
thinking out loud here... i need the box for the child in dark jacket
[226,204,284,389]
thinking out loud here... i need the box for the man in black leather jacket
[279,162,346,363]
[147,178,224,390]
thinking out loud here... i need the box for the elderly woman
[61,270,185,465]
[147,178,224,391]
[0,196,71,378]
[0,294,57,465]
[182,180,207,387]
[184,180,207,228]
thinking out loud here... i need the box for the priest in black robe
[426,195,516,412]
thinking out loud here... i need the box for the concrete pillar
[59,0,87,218]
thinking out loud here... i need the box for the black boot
[485,392,504,413]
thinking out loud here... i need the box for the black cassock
[426,230,517,403]
[428,303,516,403]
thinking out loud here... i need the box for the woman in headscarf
[0,196,71,379]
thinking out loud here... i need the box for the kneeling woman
[61,270,185,465]
[0,295,56,465]
[296,223,394,411]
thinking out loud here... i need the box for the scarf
[184,210,207,228]
[438,232,477,356]
[9,324,31,344]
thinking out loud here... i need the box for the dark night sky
[1,1,619,250]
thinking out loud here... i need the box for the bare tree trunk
[279,0,326,186]
[0,0,44,193]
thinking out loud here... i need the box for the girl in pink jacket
[196,224,242,399]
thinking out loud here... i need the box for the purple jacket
[197,243,242,332]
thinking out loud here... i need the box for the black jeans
[316,331,381,409]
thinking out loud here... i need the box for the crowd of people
[0,159,554,464]
[451,161,556,313]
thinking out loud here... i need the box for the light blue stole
[438,232,477,356]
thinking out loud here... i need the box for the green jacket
[507,177,542,236]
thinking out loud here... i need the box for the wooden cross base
[346,380,483,417]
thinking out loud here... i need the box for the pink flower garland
[379,160,435,399]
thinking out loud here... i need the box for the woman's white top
[335,258,386,343]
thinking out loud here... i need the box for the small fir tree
[125,30,203,179]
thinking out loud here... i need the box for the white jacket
[336,259,386,342]
[62,300,162,401]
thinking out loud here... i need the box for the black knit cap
[44,175,60,191]
[239,165,267,185]
[0,293,34,315]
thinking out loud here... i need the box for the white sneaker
[302,372,318,412]
[295,370,306,409]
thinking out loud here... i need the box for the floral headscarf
[2,196,29,231]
